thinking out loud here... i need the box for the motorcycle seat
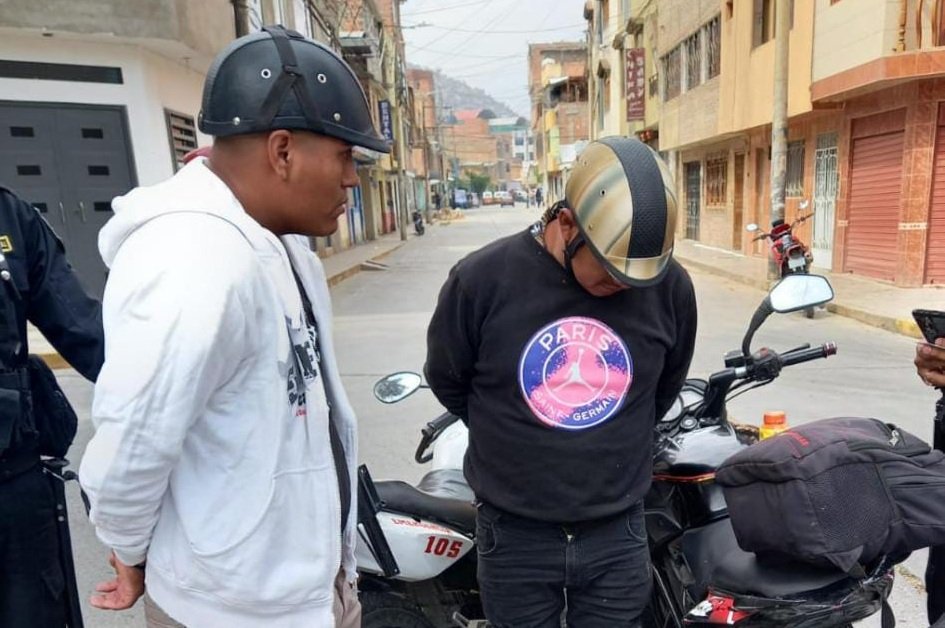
[375,476,477,533]
[683,518,851,599]
[416,468,476,503]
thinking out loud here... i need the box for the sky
[400,0,588,117]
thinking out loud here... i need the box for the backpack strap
[880,596,896,628]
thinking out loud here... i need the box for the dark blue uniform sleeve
[16,197,104,381]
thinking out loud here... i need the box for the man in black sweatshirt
[425,137,697,628]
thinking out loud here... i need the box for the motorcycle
[413,209,425,236]
[747,200,816,318]
[356,274,897,628]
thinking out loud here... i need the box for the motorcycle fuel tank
[648,424,751,531]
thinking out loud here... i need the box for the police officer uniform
[0,185,104,627]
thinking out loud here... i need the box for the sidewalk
[31,230,409,369]
[674,239,945,338]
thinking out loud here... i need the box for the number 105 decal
[424,535,463,558]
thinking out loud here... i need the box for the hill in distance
[410,65,521,120]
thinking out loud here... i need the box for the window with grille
[705,15,721,79]
[786,140,805,197]
[684,32,702,91]
[165,110,198,172]
[662,47,681,101]
[706,154,727,205]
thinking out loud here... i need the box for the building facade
[585,0,661,147]
[528,41,590,203]
[653,0,945,287]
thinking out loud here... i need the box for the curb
[42,241,411,371]
[676,254,923,340]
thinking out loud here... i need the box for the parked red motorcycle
[747,200,816,318]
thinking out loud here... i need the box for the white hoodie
[79,158,358,628]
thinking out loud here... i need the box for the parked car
[481,191,495,206]
[469,192,481,208]
[513,189,527,203]
[496,191,514,207]
[453,189,468,209]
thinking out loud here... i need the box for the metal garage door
[844,111,906,281]
[926,105,945,284]
[0,102,135,298]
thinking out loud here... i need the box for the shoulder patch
[0,236,13,253]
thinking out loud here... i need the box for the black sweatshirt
[424,228,697,523]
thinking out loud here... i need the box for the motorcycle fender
[355,512,473,582]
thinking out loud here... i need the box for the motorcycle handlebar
[415,412,461,464]
[779,342,837,367]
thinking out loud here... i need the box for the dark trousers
[930,415,945,625]
[476,501,651,628]
[0,463,66,628]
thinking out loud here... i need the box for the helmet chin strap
[563,232,586,280]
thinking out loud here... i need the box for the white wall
[0,31,210,186]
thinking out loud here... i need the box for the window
[705,16,721,79]
[596,0,605,44]
[649,73,659,97]
[621,0,631,16]
[786,140,805,197]
[753,0,794,47]
[706,154,727,205]
[752,0,774,47]
[597,83,606,129]
[165,110,198,172]
[684,32,702,91]
[662,47,681,101]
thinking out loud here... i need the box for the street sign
[626,48,645,122]
[378,100,394,141]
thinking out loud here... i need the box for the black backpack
[716,417,945,574]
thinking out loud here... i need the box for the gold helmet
[565,137,677,287]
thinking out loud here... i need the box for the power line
[407,0,500,53]
[402,0,487,16]
[404,22,587,34]
[422,0,518,64]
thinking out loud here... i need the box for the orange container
[759,410,789,440]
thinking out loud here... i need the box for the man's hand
[90,551,146,611]
[916,337,945,388]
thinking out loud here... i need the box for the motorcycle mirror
[373,372,424,404]
[768,274,834,313]
[799,199,810,210]
[745,223,759,233]
[741,275,834,355]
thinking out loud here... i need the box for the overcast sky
[401,0,588,117]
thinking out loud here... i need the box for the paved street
[58,206,931,626]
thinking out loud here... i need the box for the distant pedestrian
[535,186,544,208]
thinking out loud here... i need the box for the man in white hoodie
[80,25,390,627]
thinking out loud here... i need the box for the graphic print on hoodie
[518,316,633,430]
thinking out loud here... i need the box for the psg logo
[518,317,633,430]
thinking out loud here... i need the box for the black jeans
[0,463,66,628]
[476,501,651,628]
[929,414,945,625]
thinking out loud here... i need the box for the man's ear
[556,207,580,242]
[267,130,293,181]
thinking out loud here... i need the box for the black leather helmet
[198,25,390,153]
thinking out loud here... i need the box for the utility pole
[768,0,791,280]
